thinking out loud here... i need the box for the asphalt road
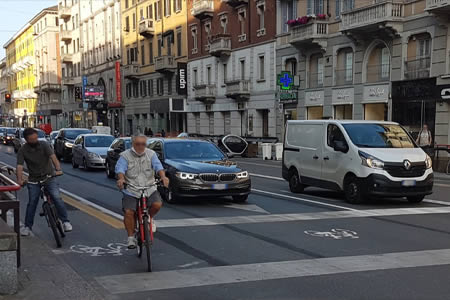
[2,145,450,300]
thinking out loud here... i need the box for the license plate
[212,184,227,190]
[402,180,416,187]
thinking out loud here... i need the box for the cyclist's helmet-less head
[23,128,39,148]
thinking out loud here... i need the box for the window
[157,37,162,57]
[327,124,347,148]
[148,5,153,19]
[149,41,154,63]
[176,0,182,12]
[334,105,353,120]
[133,81,139,98]
[167,36,172,56]
[286,59,297,76]
[164,0,171,16]
[240,59,245,79]
[336,0,355,18]
[259,56,265,80]
[149,79,154,96]
[155,0,162,20]
[381,47,390,79]
[126,83,132,98]
[132,13,136,30]
[345,52,353,82]
[167,75,172,95]
[418,39,431,57]
[157,78,164,95]
[257,3,265,31]
[125,16,130,31]
[281,0,296,33]
[77,38,80,52]
[193,68,198,86]
[125,0,129,9]
[220,15,228,34]
[318,57,324,86]
[176,30,182,57]
[207,66,211,85]
[191,26,198,53]
[140,8,144,20]
[223,63,227,84]
[141,45,145,65]
[307,0,324,15]
[238,9,246,40]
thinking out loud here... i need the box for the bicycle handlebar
[123,181,159,191]
[26,173,63,186]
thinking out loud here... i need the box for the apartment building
[277,0,450,163]
[0,58,11,125]
[80,0,123,133]
[121,0,188,135]
[3,24,38,127]
[32,6,63,130]
[186,0,278,138]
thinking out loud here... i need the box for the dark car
[105,137,152,178]
[54,128,91,161]
[2,128,17,145]
[148,138,251,203]
[12,128,47,153]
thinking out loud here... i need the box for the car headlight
[88,152,99,158]
[425,155,432,169]
[176,172,196,180]
[359,151,384,170]
[236,171,249,179]
[64,142,73,148]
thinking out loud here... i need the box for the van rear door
[285,122,323,181]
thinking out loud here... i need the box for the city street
[2,144,450,299]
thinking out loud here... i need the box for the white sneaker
[151,219,156,233]
[127,236,137,249]
[20,226,31,236]
[63,222,73,232]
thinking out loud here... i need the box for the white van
[282,120,433,204]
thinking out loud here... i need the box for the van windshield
[342,124,416,148]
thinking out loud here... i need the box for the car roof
[79,133,114,137]
[61,128,91,131]
[152,138,213,144]
[287,120,398,125]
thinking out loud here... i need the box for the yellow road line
[61,194,124,229]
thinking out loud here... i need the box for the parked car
[72,134,115,170]
[218,135,248,157]
[282,120,434,204]
[54,128,92,161]
[2,128,17,145]
[147,138,251,203]
[49,130,59,147]
[12,128,48,153]
[91,126,111,135]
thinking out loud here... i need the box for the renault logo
[403,160,412,170]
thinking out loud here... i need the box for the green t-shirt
[17,141,55,182]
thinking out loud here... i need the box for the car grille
[384,162,426,178]
[220,174,236,182]
[200,174,219,182]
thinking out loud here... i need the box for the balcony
[155,55,176,73]
[61,53,73,64]
[223,0,248,7]
[59,5,71,20]
[309,72,324,89]
[123,63,140,80]
[335,69,353,86]
[404,57,431,80]
[191,0,214,20]
[426,0,450,13]
[289,21,329,50]
[225,79,250,101]
[194,84,216,104]
[366,63,390,83]
[341,1,404,36]
[139,19,155,37]
[209,36,231,58]
[62,77,76,86]
[60,30,72,43]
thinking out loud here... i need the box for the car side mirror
[333,140,349,153]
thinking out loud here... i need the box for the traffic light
[75,86,82,101]
[5,93,11,103]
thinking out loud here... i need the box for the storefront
[392,78,437,139]
[363,84,389,121]
[332,87,354,120]
[305,91,324,120]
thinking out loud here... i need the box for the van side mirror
[333,140,349,153]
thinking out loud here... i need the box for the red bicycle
[124,182,155,272]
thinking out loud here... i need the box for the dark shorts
[122,191,162,212]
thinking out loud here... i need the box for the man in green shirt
[16,128,72,236]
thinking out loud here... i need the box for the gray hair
[131,134,148,143]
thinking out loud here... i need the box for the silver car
[71,134,115,170]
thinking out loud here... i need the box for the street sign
[84,86,105,102]
[82,76,88,100]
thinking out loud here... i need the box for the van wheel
[289,170,304,193]
[407,196,425,203]
[344,177,364,204]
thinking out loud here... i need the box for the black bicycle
[26,175,65,248]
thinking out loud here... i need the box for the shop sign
[332,88,354,105]
[440,86,450,100]
[277,71,298,104]
[363,84,389,103]
[177,62,187,95]
[305,90,324,106]
[115,62,122,103]
[392,78,437,101]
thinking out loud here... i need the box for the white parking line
[250,173,284,181]
[96,248,450,294]
[236,161,281,168]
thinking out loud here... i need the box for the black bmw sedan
[148,138,251,203]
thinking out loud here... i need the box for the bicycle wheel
[143,215,152,272]
[43,203,62,248]
[52,205,66,238]
[136,232,143,258]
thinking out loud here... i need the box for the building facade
[0,58,11,126]
[186,0,278,138]
[121,0,189,136]
[80,0,123,133]
[31,6,63,130]
[4,24,38,127]
[276,0,450,165]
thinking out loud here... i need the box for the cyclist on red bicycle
[115,134,169,249]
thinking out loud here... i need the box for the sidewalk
[1,235,105,300]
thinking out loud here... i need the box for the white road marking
[304,228,359,240]
[155,206,450,228]
[177,261,201,268]
[252,188,358,211]
[222,203,270,214]
[70,243,129,257]
[424,199,450,206]
[250,173,284,181]
[434,183,450,188]
[95,248,450,294]
[236,161,281,168]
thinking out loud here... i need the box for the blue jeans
[25,178,69,229]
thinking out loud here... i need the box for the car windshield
[7,128,15,134]
[85,136,114,147]
[124,140,132,149]
[165,142,225,160]
[66,130,90,140]
[37,131,46,138]
[343,124,416,148]
[50,132,58,139]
